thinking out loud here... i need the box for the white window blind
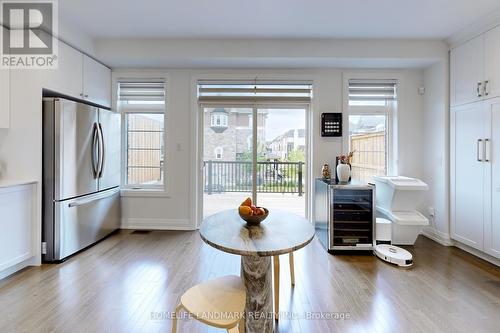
[348,79,397,102]
[198,80,313,103]
[118,80,166,105]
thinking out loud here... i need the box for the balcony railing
[204,160,304,196]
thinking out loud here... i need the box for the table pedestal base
[241,255,274,333]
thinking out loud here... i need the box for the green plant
[287,149,305,162]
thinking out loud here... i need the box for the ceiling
[60,0,500,40]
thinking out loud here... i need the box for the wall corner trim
[421,227,453,246]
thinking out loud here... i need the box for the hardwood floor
[0,230,499,333]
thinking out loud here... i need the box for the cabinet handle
[477,139,483,162]
[485,139,490,162]
[484,80,489,96]
[79,93,83,97]
[84,94,89,98]
[477,82,483,97]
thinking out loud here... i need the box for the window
[347,79,396,183]
[118,80,166,189]
[214,147,223,159]
[349,115,387,183]
[211,113,228,127]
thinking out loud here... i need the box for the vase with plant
[336,151,355,183]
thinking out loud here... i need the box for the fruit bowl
[238,207,269,225]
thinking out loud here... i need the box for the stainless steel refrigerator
[42,97,121,262]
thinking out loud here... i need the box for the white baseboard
[453,241,500,267]
[0,252,33,272]
[121,218,195,231]
[421,227,454,246]
[0,256,36,281]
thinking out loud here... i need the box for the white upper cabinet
[0,26,10,128]
[484,25,500,100]
[450,35,484,106]
[83,56,111,108]
[44,41,83,99]
[451,24,500,107]
[43,41,111,108]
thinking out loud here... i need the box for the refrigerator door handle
[97,123,105,177]
[92,122,99,178]
[67,187,119,208]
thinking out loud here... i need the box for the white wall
[118,68,429,229]
[57,20,97,60]
[95,38,447,69]
[120,70,194,229]
[421,60,452,245]
[0,37,449,243]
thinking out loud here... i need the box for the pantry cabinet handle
[477,82,483,97]
[484,80,489,96]
[477,139,483,162]
[484,139,490,162]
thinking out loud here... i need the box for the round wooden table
[199,209,315,333]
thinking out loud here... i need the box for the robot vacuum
[374,244,413,267]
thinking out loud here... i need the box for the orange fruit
[239,206,253,216]
[241,197,252,207]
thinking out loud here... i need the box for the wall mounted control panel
[321,113,342,137]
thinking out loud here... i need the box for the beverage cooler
[314,178,375,252]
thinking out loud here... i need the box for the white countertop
[0,180,38,189]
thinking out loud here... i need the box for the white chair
[273,252,295,320]
[172,275,246,333]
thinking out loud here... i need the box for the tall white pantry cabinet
[450,23,500,259]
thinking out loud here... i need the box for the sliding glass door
[256,107,306,217]
[202,106,254,217]
[202,104,307,218]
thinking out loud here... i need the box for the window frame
[342,73,398,178]
[113,72,170,197]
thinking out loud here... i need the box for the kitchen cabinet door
[43,41,83,99]
[484,99,500,258]
[451,103,486,250]
[0,26,9,128]
[0,184,35,273]
[485,25,500,100]
[451,35,485,106]
[83,55,111,108]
